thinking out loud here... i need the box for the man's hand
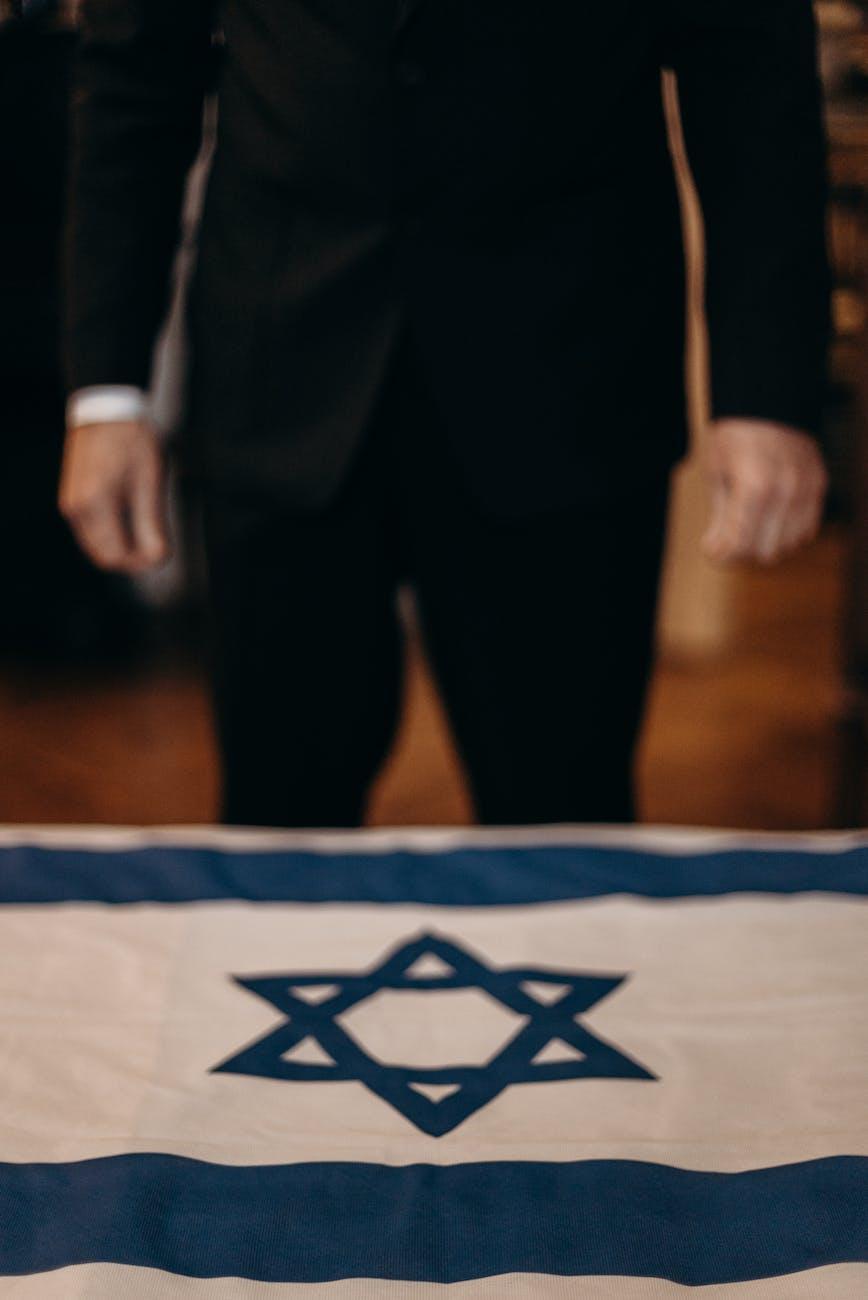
[59,421,171,573]
[701,419,828,566]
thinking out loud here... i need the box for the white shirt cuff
[66,385,151,428]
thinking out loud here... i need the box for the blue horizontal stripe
[1,1155,865,1284]
[0,842,866,904]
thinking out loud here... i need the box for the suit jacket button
[395,59,426,88]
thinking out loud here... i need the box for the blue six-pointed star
[212,933,655,1136]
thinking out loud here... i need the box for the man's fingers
[67,497,135,571]
[704,473,826,565]
[128,456,171,568]
[755,463,827,562]
[793,486,825,549]
[754,470,800,563]
[724,483,765,556]
[704,477,767,562]
[703,421,829,567]
[700,478,729,555]
[59,420,169,574]
[755,505,791,563]
[776,487,821,558]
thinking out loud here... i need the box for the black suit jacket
[65,0,830,513]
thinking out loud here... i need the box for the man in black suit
[60,0,830,827]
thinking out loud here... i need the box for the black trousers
[202,336,672,828]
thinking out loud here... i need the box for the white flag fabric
[0,825,865,1296]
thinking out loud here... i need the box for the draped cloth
[0,825,865,1295]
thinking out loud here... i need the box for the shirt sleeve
[66,385,151,428]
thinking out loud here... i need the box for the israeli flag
[0,826,866,1296]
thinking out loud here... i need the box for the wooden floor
[0,528,847,830]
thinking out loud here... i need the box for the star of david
[212,933,655,1137]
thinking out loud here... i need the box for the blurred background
[2,0,868,829]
